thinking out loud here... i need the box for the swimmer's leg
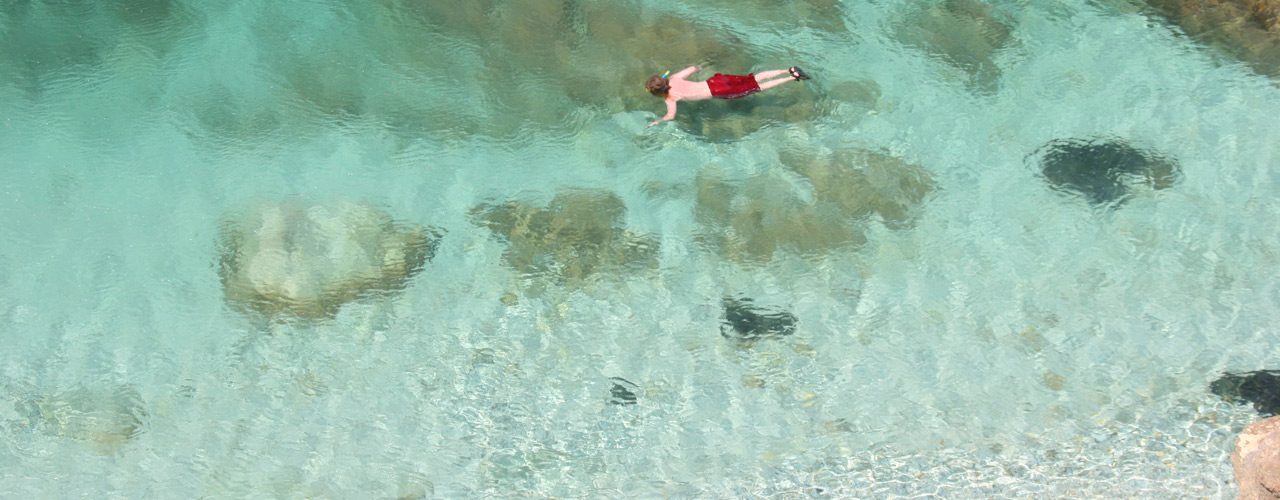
[756,68,810,91]
[758,76,796,90]
[756,69,790,80]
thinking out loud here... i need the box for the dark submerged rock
[1033,137,1180,205]
[721,297,798,339]
[0,0,194,96]
[1212,370,1280,416]
[608,377,639,406]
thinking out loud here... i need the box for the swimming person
[645,65,811,127]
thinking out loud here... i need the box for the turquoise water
[2,0,1279,497]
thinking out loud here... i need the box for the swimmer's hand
[649,101,678,127]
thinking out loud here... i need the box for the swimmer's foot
[789,66,811,81]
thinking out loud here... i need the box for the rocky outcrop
[469,189,659,291]
[218,200,439,320]
[1233,415,1280,500]
[1146,0,1280,79]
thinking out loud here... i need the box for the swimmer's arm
[647,99,678,127]
[672,65,700,79]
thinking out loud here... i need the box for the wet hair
[645,75,670,97]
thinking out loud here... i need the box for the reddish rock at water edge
[1233,415,1280,500]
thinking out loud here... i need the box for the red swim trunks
[706,73,761,99]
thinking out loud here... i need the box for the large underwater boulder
[218,200,439,319]
[784,148,937,229]
[469,189,659,291]
[1032,137,1180,206]
[14,384,146,454]
[1146,0,1280,79]
[172,1,841,145]
[896,0,1017,95]
[695,166,863,262]
[694,149,935,263]
[384,0,831,141]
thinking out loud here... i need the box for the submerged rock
[1145,0,1280,79]
[1232,415,1280,500]
[607,377,639,406]
[0,0,194,96]
[784,148,937,229]
[679,90,831,143]
[469,189,659,290]
[695,167,863,262]
[391,1,830,141]
[164,1,837,144]
[577,6,828,141]
[827,79,886,112]
[897,0,1017,95]
[218,200,439,320]
[721,297,798,339]
[15,384,146,453]
[1033,137,1180,205]
[1213,370,1280,416]
[666,0,849,34]
[694,149,934,262]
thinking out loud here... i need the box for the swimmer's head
[645,75,670,97]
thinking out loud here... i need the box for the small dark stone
[1211,370,1280,416]
[721,297,797,339]
[1033,137,1180,205]
[608,377,638,406]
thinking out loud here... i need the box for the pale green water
[1,0,1279,498]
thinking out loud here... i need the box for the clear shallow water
[1,0,1278,497]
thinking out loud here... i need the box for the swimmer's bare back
[644,65,811,127]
